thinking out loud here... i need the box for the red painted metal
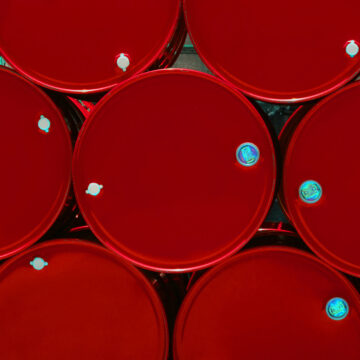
[0,68,73,258]
[0,0,184,94]
[281,82,360,277]
[0,240,168,359]
[68,97,95,119]
[186,225,303,290]
[67,225,188,328]
[174,246,360,360]
[184,0,360,103]
[72,69,276,272]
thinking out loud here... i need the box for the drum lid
[73,70,276,272]
[184,0,360,102]
[0,68,72,258]
[282,82,360,276]
[174,247,360,359]
[0,0,181,93]
[0,240,168,360]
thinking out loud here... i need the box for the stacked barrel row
[0,0,360,359]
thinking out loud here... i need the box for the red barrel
[0,240,168,360]
[0,68,74,258]
[174,246,360,360]
[184,0,360,103]
[0,0,185,94]
[280,82,360,277]
[72,69,277,272]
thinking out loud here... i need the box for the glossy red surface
[282,82,360,276]
[68,97,95,119]
[184,0,360,103]
[0,68,72,258]
[73,70,276,272]
[174,247,360,360]
[0,0,181,93]
[0,240,168,360]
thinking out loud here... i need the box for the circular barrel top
[73,70,276,272]
[0,0,181,93]
[0,68,72,258]
[174,246,360,359]
[281,82,360,276]
[184,0,360,102]
[0,240,168,360]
